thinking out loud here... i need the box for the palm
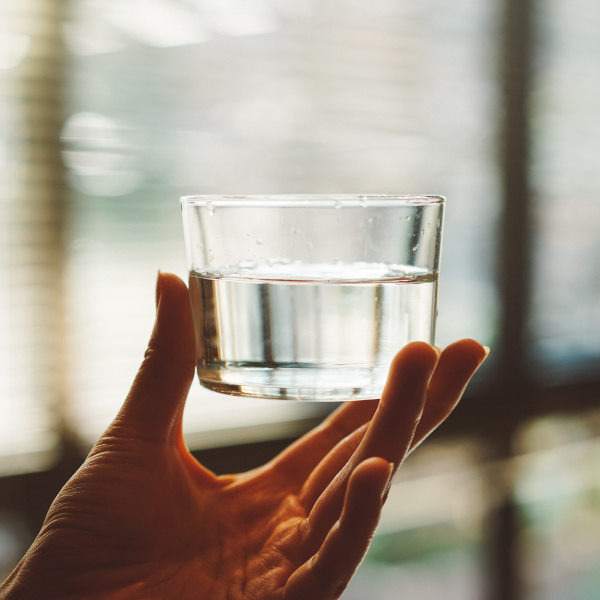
[1,274,488,600]
[33,400,382,599]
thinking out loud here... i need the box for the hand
[0,273,488,600]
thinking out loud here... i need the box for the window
[1,0,599,597]
[529,0,600,380]
[53,0,501,448]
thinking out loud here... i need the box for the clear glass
[181,194,445,401]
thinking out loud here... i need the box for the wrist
[0,556,88,600]
[1,553,143,600]
[1,561,38,600]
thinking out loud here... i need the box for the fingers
[284,458,392,600]
[283,340,489,599]
[300,425,367,509]
[302,342,438,550]
[271,340,488,490]
[412,339,489,448]
[299,340,489,511]
[270,399,378,484]
[353,342,439,464]
[112,272,196,444]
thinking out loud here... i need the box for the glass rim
[180,194,445,208]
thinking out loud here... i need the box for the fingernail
[483,345,491,357]
[385,461,394,485]
[381,462,395,500]
[433,345,442,358]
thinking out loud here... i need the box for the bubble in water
[412,243,419,251]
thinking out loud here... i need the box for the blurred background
[1,0,599,598]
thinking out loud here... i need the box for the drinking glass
[181,194,445,401]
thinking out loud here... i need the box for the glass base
[197,362,385,401]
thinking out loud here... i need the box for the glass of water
[181,194,445,401]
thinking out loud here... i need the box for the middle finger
[299,342,439,552]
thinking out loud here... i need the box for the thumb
[113,272,196,443]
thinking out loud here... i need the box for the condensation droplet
[406,215,411,221]
[412,244,419,252]
[368,217,373,224]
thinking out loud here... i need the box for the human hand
[0,273,488,600]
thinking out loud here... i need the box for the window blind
[2,0,499,464]
[0,0,66,474]
[61,0,499,447]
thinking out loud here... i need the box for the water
[188,262,437,401]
